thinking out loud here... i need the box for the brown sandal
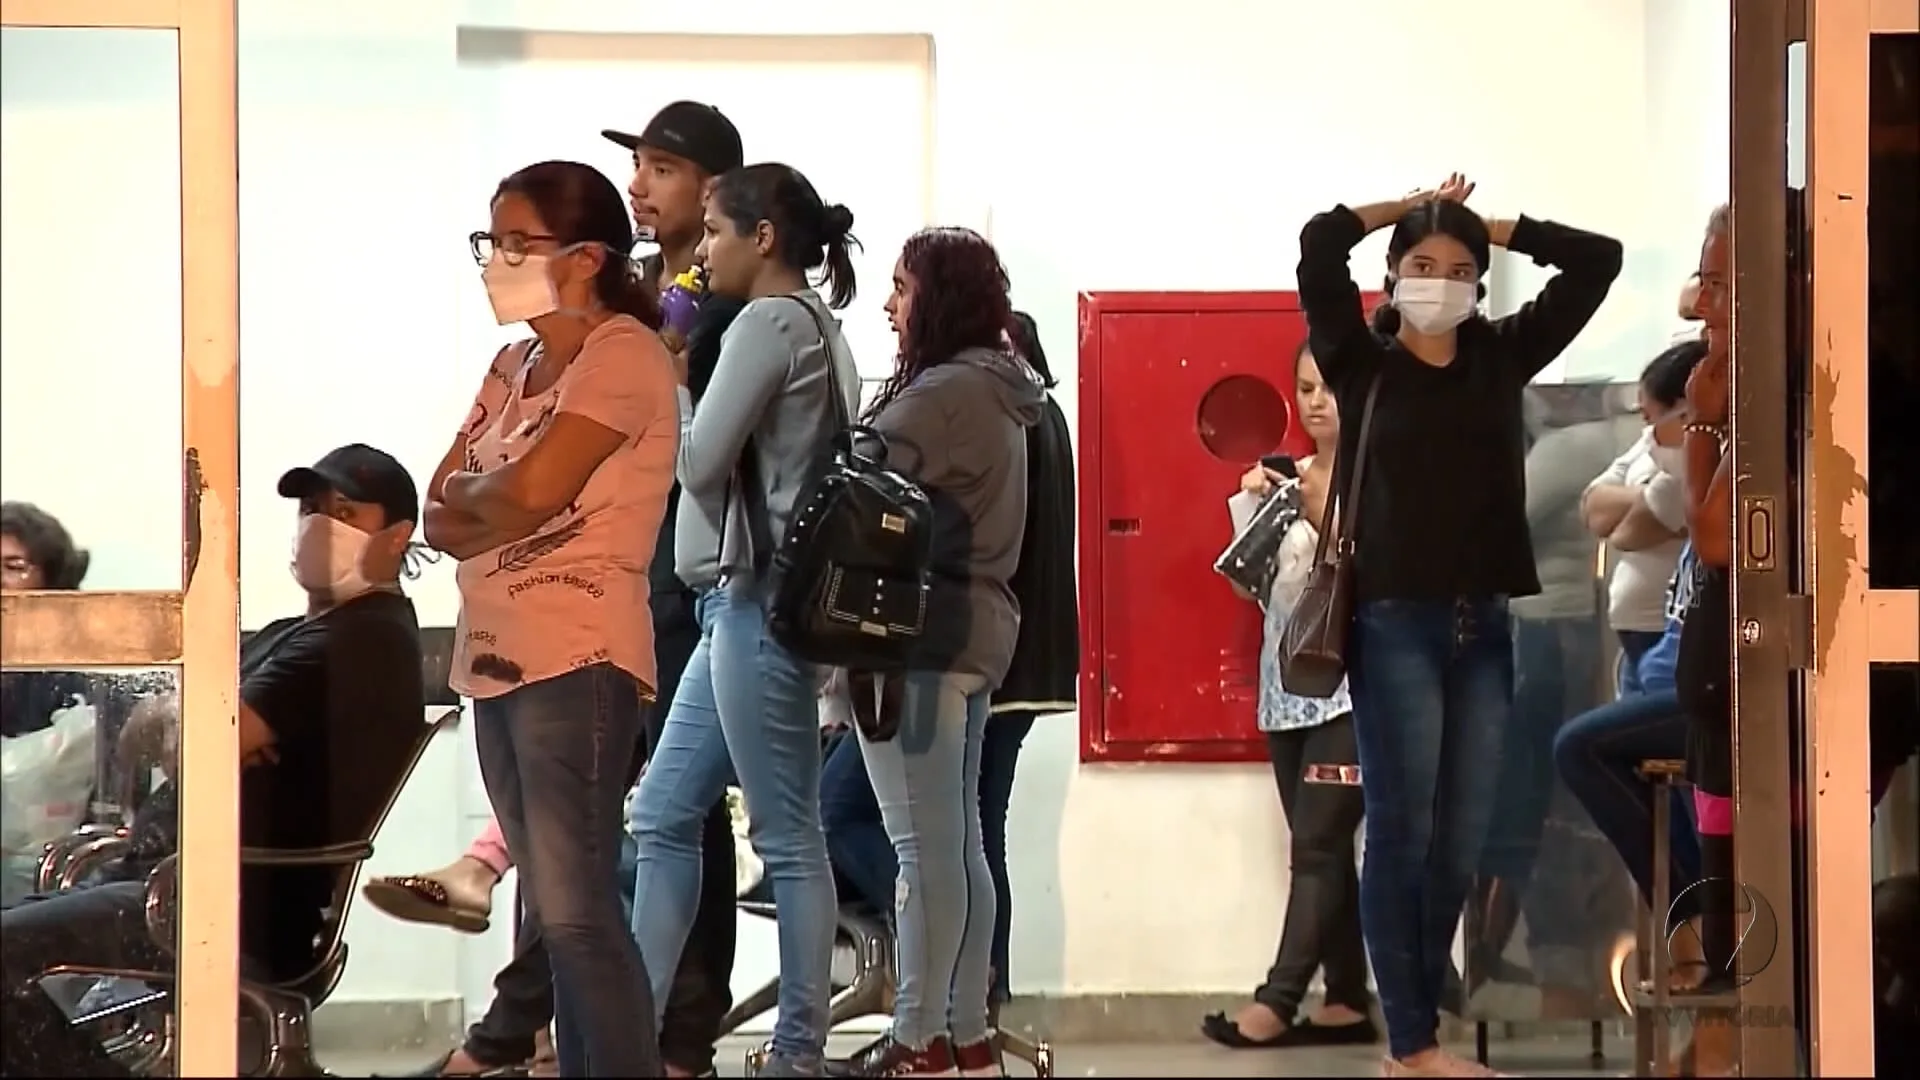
[362,875,491,933]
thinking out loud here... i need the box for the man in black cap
[2,443,427,1078]
[609,99,747,1080]
[605,100,742,294]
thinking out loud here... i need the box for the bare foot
[1307,1002,1369,1027]
[363,856,501,933]
[529,1028,557,1078]
[436,1047,503,1076]
[1638,917,1711,994]
[1383,1047,1502,1076]
[1229,1002,1288,1041]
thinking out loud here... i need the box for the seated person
[1552,544,1702,981]
[1877,873,1920,1078]
[0,443,427,1078]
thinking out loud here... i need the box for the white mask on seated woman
[290,515,374,602]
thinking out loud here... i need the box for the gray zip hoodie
[869,346,1046,686]
[673,289,860,588]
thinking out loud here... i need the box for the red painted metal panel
[1078,290,1379,764]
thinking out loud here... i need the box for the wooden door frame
[1799,2,1889,1075]
[0,2,238,1076]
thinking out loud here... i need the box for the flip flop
[362,876,491,933]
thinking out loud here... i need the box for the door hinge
[1783,592,1813,671]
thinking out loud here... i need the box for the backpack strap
[718,295,851,576]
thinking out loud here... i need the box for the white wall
[0,0,1732,1008]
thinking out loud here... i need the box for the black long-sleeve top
[1295,205,1623,602]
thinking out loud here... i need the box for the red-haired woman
[832,227,1045,1077]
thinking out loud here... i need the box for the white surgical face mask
[482,253,559,325]
[1392,277,1478,335]
[290,514,373,602]
[481,244,625,325]
[1649,443,1688,482]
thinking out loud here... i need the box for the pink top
[449,315,678,700]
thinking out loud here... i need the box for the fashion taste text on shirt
[449,315,679,699]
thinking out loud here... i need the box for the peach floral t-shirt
[449,315,678,700]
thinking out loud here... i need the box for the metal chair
[1626,757,1740,1077]
[729,899,1053,1077]
[30,704,460,1076]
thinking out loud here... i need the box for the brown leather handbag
[1277,376,1383,699]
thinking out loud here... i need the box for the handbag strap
[1312,375,1385,566]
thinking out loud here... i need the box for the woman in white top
[1202,342,1377,1052]
[1579,338,1704,692]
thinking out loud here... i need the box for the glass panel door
[1725,0,1802,1074]
[0,1,237,1076]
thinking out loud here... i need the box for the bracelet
[1684,421,1728,448]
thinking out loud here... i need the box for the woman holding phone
[1203,339,1376,1052]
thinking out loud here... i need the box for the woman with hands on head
[1293,172,1622,1078]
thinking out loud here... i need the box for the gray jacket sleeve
[871,378,951,482]
[678,301,793,496]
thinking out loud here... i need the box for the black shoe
[1286,1015,1380,1046]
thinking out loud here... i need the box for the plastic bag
[1,698,99,857]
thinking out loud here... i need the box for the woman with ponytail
[1293,173,1621,1077]
[626,162,861,1077]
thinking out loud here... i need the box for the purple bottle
[659,265,705,352]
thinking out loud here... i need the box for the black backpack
[743,299,936,670]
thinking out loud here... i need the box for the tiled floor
[324,1032,1631,1077]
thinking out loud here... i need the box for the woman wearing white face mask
[1579,339,1704,692]
[425,160,681,1078]
[1293,173,1621,1078]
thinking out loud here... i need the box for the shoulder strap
[722,296,850,574]
[782,295,852,429]
[1312,375,1385,565]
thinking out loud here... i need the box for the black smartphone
[1259,454,1298,479]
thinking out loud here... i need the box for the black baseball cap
[602,101,743,176]
[277,444,421,528]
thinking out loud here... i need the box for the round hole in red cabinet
[1195,374,1291,462]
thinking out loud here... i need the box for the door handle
[1106,518,1142,535]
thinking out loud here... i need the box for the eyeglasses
[1,556,35,580]
[470,230,559,267]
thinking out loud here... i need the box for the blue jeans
[822,710,1036,1008]
[1348,597,1512,1060]
[857,672,995,1047]
[1615,629,1664,697]
[1551,689,1700,913]
[628,578,832,1070]
[473,663,658,1077]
